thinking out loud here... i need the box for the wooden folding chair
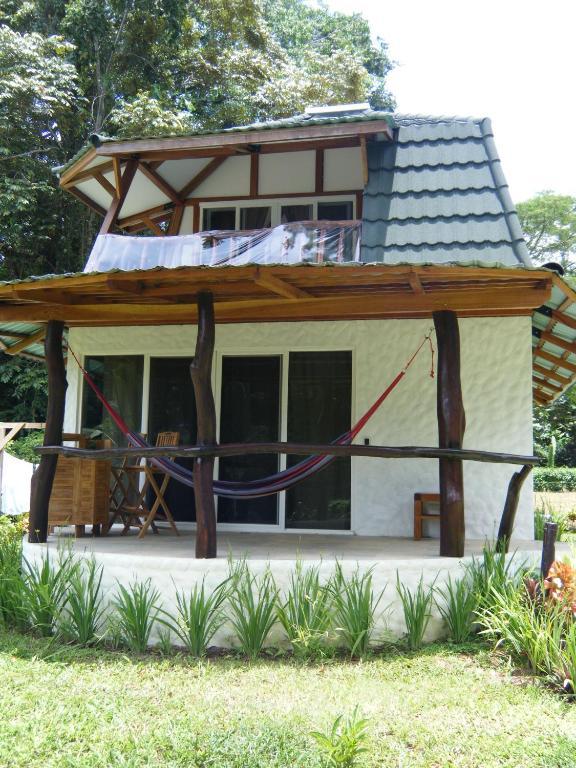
[115,431,181,538]
[108,434,147,530]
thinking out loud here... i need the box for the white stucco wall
[65,316,534,541]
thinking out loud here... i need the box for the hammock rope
[68,330,435,499]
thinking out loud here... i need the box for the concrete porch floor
[45,526,563,562]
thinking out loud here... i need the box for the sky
[327,0,576,203]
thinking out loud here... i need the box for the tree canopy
[0,0,395,421]
[517,191,576,274]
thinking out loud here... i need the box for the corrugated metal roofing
[0,322,46,360]
[361,116,531,266]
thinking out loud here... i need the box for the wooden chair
[114,431,181,538]
[413,492,440,540]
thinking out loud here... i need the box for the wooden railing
[37,441,540,552]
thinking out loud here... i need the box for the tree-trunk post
[190,292,217,558]
[497,464,533,552]
[433,310,466,557]
[28,321,67,543]
[540,521,557,579]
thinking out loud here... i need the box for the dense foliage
[0,1,394,421]
[533,467,576,493]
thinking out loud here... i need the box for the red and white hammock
[69,332,434,499]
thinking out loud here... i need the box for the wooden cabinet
[48,456,111,534]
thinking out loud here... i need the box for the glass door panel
[218,356,281,525]
[81,356,143,447]
[286,351,351,530]
[148,357,197,522]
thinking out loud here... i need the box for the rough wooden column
[190,292,217,558]
[497,464,533,551]
[433,310,466,557]
[28,321,67,543]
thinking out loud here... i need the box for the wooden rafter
[179,156,227,199]
[533,362,571,386]
[66,187,107,217]
[254,269,310,300]
[250,153,259,198]
[359,136,369,186]
[533,347,576,375]
[536,329,576,356]
[112,158,122,196]
[143,217,164,236]
[100,158,139,235]
[168,205,184,235]
[139,162,183,204]
[315,149,324,194]
[4,328,46,355]
[94,172,116,198]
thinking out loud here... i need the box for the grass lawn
[0,632,575,768]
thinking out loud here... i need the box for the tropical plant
[59,557,105,646]
[0,533,26,629]
[435,574,477,643]
[330,563,384,657]
[466,544,525,613]
[227,564,278,659]
[21,549,76,636]
[113,579,164,653]
[310,707,370,768]
[396,573,435,651]
[276,562,333,657]
[169,577,229,657]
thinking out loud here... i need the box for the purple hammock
[69,333,434,499]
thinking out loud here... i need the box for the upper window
[201,198,354,232]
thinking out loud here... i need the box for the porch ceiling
[1,263,574,406]
[0,263,552,328]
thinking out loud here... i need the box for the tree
[0,0,396,421]
[517,192,576,274]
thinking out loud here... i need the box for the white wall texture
[66,315,534,541]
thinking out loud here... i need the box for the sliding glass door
[147,357,197,522]
[286,351,352,530]
[218,356,281,525]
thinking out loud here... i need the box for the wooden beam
[497,464,533,551]
[112,158,122,196]
[533,347,576,375]
[168,205,184,235]
[38,442,541,465]
[66,186,107,217]
[190,292,217,559]
[408,269,424,294]
[94,120,395,157]
[94,172,116,198]
[179,156,227,199]
[550,308,576,331]
[533,374,563,393]
[139,162,183,205]
[28,321,67,543]
[61,159,116,188]
[0,284,552,324]
[536,329,576,356]
[193,203,200,233]
[254,268,310,300]
[143,216,164,236]
[100,158,139,234]
[533,362,571,386]
[117,203,173,229]
[0,424,24,451]
[58,147,97,187]
[433,310,466,558]
[4,328,46,355]
[360,136,369,186]
[250,153,259,198]
[315,149,324,194]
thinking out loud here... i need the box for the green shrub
[5,431,44,464]
[227,564,278,659]
[60,557,105,646]
[533,467,576,492]
[466,545,525,613]
[0,534,26,629]
[22,549,76,636]
[169,577,229,657]
[276,562,333,658]
[113,579,164,653]
[534,502,571,542]
[330,563,384,657]
[396,573,435,651]
[435,575,477,643]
